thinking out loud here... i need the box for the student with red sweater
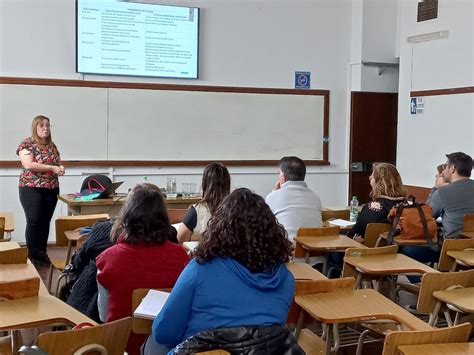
[96,183,189,355]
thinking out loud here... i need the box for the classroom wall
[396,0,474,187]
[1,0,368,243]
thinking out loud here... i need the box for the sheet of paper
[133,289,170,320]
[183,241,199,253]
[328,219,356,228]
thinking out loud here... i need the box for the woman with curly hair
[348,162,407,243]
[177,162,231,244]
[142,188,295,354]
[96,183,189,355]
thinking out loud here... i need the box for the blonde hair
[370,163,407,199]
[31,115,53,145]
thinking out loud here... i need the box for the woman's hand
[51,166,63,175]
[59,165,66,175]
[353,235,364,244]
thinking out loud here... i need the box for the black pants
[19,187,59,258]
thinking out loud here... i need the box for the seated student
[142,188,295,355]
[265,156,322,242]
[402,152,474,264]
[96,183,189,355]
[177,162,231,244]
[327,163,406,278]
[348,162,406,243]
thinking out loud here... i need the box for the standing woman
[177,162,231,244]
[16,115,64,266]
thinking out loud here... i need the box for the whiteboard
[0,80,328,163]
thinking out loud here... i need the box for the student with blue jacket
[142,188,296,355]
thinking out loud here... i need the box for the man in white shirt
[265,156,322,242]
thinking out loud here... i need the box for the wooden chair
[381,322,471,355]
[438,238,474,272]
[294,226,340,259]
[131,288,172,335]
[288,278,355,354]
[342,245,398,289]
[321,209,350,222]
[168,209,188,224]
[47,214,109,292]
[417,270,474,326]
[462,214,474,233]
[35,317,132,355]
[363,223,391,248]
[0,217,8,242]
[0,247,28,264]
[0,277,40,300]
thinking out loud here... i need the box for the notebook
[133,289,170,320]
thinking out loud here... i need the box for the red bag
[387,196,438,245]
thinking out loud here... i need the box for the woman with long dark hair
[96,183,189,355]
[143,188,295,354]
[177,162,231,244]
[17,115,65,267]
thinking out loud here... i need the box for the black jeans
[19,187,59,258]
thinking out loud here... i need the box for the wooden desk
[0,212,14,240]
[0,294,96,330]
[295,289,432,354]
[461,231,474,239]
[0,262,49,295]
[398,342,474,355]
[58,194,200,217]
[378,231,437,246]
[0,241,20,252]
[433,287,474,314]
[344,253,437,289]
[287,262,327,281]
[447,250,474,268]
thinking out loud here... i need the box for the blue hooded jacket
[152,257,295,349]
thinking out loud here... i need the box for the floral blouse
[16,137,61,189]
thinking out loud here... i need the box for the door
[349,92,398,204]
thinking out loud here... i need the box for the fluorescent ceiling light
[407,30,449,43]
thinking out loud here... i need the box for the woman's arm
[152,260,197,348]
[97,280,109,322]
[19,149,62,174]
[177,224,193,244]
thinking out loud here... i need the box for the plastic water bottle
[350,196,359,222]
[142,176,149,184]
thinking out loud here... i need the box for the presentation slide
[77,0,199,79]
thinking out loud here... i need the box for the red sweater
[96,240,189,355]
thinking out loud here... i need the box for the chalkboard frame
[0,76,329,167]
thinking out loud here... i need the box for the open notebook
[133,289,170,320]
[328,219,356,228]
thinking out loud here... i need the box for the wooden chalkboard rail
[0,76,330,167]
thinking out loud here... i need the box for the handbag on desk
[387,196,438,246]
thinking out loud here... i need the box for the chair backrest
[381,322,471,355]
[0,277,40,300]
[0,217,5,241]
[36,317,132,355]
[0,247,28,264]
[321,209,350,222]
[417,269,474,314]
[462,214,474,232]
[363,223,391,248]
[131,288,172,335]
[438,238,474,272]
[294,226,341,257]
[342,245,398,278]
[168,209,188,224]
[55,214,109,247]
[75,233,90,251]
[286,277,355,325]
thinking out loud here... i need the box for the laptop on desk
[93,181,124,199]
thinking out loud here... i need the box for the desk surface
[447,250,474,267]
[0,294,96,330]
[398,342,474,355]
[344,253,438,275]
[295,288,432,331]
[0,241,20,251]
[295,235,365,252]
[433,287,474,313]
[58,194,201,207]
[0,212,14,232]
[0,262,49,295]
[461,231,474,239]
[287,262,327,281]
